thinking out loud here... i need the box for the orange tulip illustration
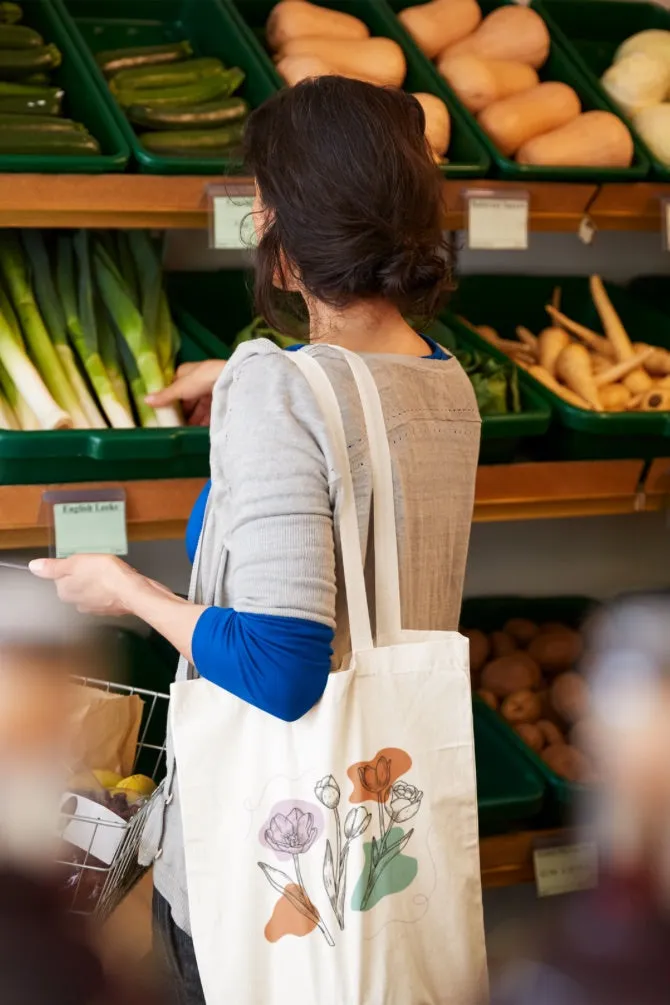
[358,755,391,796]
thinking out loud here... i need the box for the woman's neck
[306,297,429,356]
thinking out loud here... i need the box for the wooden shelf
[480,828,566,889]
[589,183,670,232]
[443,180,597,233]
[643,457,670,512]
[0,461,649,549]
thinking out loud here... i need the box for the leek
[58,234,134,430]
[21,230,106,430]
[93,243,180,428]
[0,310,70,429]
[0,232,85,427]
[0,283,23,347]
[115,327,158,428]
[115,232,140,308]
[0,358,39,430]
[0,388,18,430]
[97,301,132,416]
[127,231,179,384]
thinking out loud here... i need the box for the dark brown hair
[244,76,454,331]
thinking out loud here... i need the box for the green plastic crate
[396,0,649,181]
[0,325,210,486]
[166,269,551,463]
[628,276,670,317]
[54,0,279,174]
[533,0,670,182]
[225,0,490,178]
[445,275,670,461]
[462,595,598,822]
[473,699,545,832]
[0,0,129,173]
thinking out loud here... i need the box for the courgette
[139,123,245,155]
[0,24,42,48]
[0,93,62,115]
[0,114,85,132]
[111,57,226,92]
[127,96,249,130]
[0,43,61,78]
[0,3,22,24]
[0,131,100,155]
[97,41,193,76]
[116,67,244,109]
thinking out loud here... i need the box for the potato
[501,689,542,725]
[540,621,573,634]
[537,719,564,746]
[462,628,490,675]
[514,722,545,753]
[490,630,517,658]
[480,653,542,698]
[541,743,591,782]
[528,629,582,674]
[477,689,498,711]
[551,672,589,724]
[504,618,540,647]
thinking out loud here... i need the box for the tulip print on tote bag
[171,346,487,1005]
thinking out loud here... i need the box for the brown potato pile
[464,615,595,782]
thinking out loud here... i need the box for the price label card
[534,842,598,898]
[43,490,128,559]
[211,194,256,250]
[467,195,529,250]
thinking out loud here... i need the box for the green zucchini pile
[0,2,100,156]
[97,41,249,158]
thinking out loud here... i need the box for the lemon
[92,769,123,790]
[116,774,157,797]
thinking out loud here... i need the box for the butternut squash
[277,37,407,87]
[276,54,335,86]
[437,53,538,112]
[517,111,634,167]
[442,6,551,69]
[398,0,482,60]
[267,1,369,51]
[477,82,581,157]
[413,92,451,157]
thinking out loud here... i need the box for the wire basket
[57,676,169,920]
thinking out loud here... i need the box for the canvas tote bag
[171,346,487,1005]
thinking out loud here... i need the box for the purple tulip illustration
[259,806,333,946]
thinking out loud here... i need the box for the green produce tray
[54,0,279,174]
[445,275,670,461]
[532,0,670,182]
[473,699,545,833]
[462,595,597,822]
[166,269,551,464]
[0,324,211,485]
[396,0,649,181]
[627,276,670,317]
[225,0,490,178]
[0,0,129,173]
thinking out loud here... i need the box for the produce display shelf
[0,460,649,549]
[479,828,570,889]
[589,183,670,231]
[644,458,670,514]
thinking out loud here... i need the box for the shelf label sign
[42,489,127,560]
[207,184,256,250]
[533,841,598,897]
[662,199,670,252]
[466,192,529,251]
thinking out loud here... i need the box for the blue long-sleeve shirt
[188,336,448,721]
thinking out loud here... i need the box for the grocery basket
[58,675,169,920]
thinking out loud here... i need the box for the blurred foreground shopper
[490,593,670,1005]
[0,570,169,1005]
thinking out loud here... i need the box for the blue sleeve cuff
[192,607,333,722]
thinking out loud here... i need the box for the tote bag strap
[290,346,402,644]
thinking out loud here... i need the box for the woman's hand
[146,359,226,427]
[29,554,142,616]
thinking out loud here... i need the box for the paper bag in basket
[70,685,143,778]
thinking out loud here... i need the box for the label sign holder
[42,488,128,560]
[464,188,530,251]
[206,182,256,251]
[533,835,598,898]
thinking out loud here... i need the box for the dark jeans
[153,888,206,1005]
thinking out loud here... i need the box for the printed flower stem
[334,806,342,874]
[293,854,334,947]
[377,795,387,844]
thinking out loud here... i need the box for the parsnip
[599,384,632,411]
[538,326,569,377]
[528,364,594,410]
[590,275,652,392]
[515,325,538,355]
[633,342,670,376]
[640,388,670,411]
[594,347,654,387]
[555,343,602,410]
[545,305,614,356]
[591,354,612,375]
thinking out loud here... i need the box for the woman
[31,78,481,1003]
